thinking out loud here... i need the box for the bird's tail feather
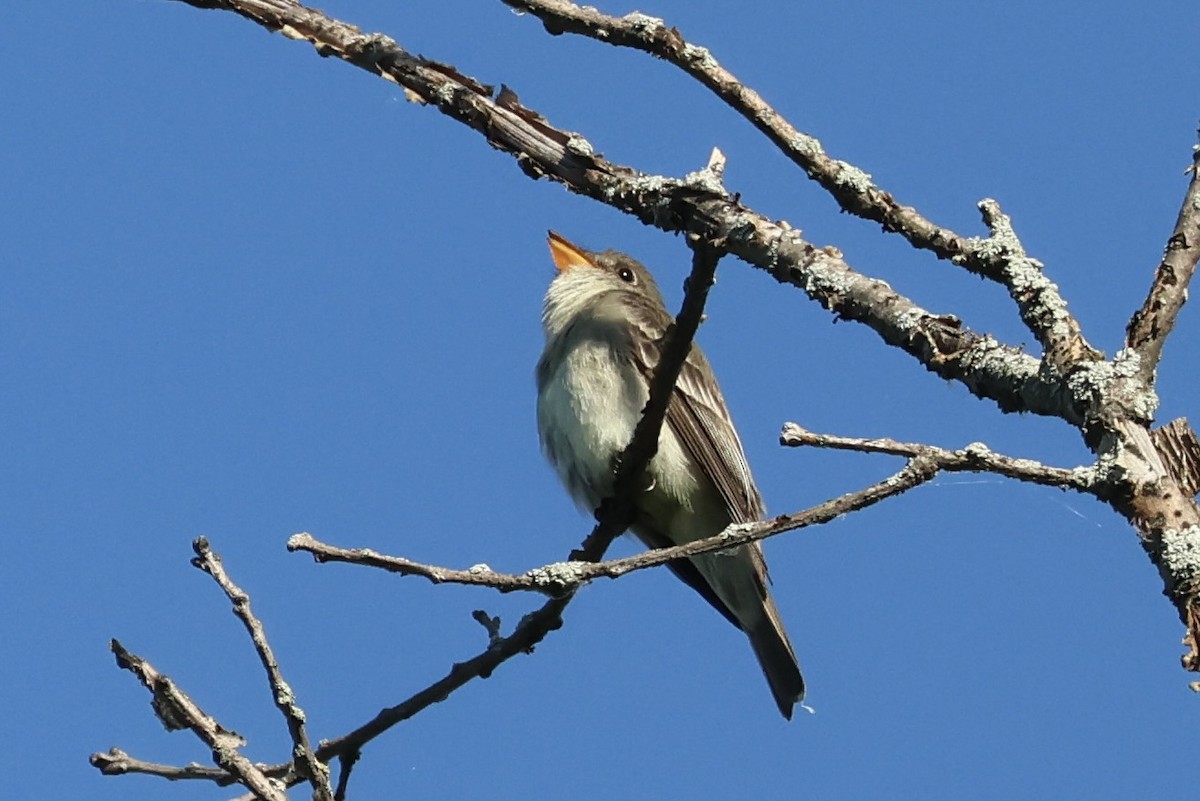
[746,599,805,719]
[690,546,804,719]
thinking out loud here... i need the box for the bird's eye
[618,267,636,284]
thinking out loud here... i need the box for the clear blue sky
[5,2,1199,799]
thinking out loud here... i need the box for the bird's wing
[668,345,766,523]
[626,306,765,524]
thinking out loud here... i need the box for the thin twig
[100,641,287,801]
[89,748,237,784]
[1126,134,1200,383]
[308,594,572,762]
[288,532,562,591]
[291,457,939,594]
[191,538,333,801]
[332,750,360,801]
[779,423,1098,492]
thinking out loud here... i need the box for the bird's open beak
[547,230,594,273]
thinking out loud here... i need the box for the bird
[535,230,804,718]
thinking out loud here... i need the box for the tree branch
[163,0,1088,426]
[89,748,237,785]
[1126,134,1200,382]
[98,641,287,801]
[779,422,1098,492]
[190,538,333,800]
[123,0,1200,772]
[501,0,1100,371]
[973,199,1101,370]
[290,457,938,595]
[307,593,575,767]
[572,233,725,560]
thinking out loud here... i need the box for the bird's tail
[745,594,805,719]
[689,544,804,719]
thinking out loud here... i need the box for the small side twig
[472,610,504,644]
[972,199,1100,370]
[780,422,1097,492]
[332,750,360,801]
[191,537,333,801]
[89,748,237,784]
[99,641,286,801]
[308,593,574,762]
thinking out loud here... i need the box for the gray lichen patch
[624,12,666,32]
[1068,350,1160,422]
[1160,526,1200,587]
[525,560,589,589]
[831,161,873,193]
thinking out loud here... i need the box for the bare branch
[191,538,333,801]
[309,594,574,765]
[500,0,1096,364]
[101,641,287,801]
[592,457,938,574]
[498,0,979,262]
[974,199,1100,370]
[1126,135,1200,382]
[100,596,580,791]
[505,1,1100,370]
[288,532,544,589]
[780,422,1098,492]
[89,748,236,784]
[163,0,1088,425]
[291,457,938,595]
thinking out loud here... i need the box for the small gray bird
[536,231,804,718]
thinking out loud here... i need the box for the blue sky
[5,1,1200,799]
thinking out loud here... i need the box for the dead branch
[163,0,1075,424]
[290,457,938,594]
[191,538,333,799]
[501,0,1101,370]
[1126,138,1200,382]
[779,423,1098,492]
[98,641,286,801]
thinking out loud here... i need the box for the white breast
[537,337,699,515]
